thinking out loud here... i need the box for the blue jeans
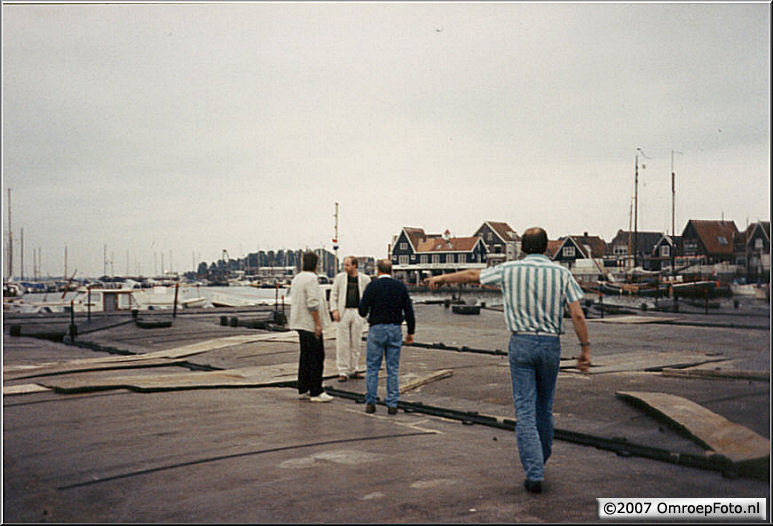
[508,333,561,481]
[365,324,403,407]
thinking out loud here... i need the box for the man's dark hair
[302,251,319,272]
[346,256,358,268]
[521,227,548,255]
[377,259,392,274]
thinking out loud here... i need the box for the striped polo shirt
[479,254,585,335]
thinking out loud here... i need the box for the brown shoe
[365,403,376,413]
[337,375,348,382]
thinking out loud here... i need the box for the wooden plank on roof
[2,331,311,380]
[561,350,724,374]
[588,315,677,324]
[3,383,52,395]
[38,363,299,393]
[661,368,769,382]
[3,357,190,380]
[616,390,769,464]
[399,369,453,394]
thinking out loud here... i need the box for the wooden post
[173,282,179,318]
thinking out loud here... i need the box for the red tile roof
[545,240,562,258]
[687,220,739,256]
[416,236,481,253]
[402,227,426,250]
[486,221,519,242]
[567,235,609,258]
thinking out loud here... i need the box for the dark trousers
[297,330,325,396]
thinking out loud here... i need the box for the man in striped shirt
[426,227,590,494]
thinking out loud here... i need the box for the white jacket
[330,271,371,315]
[289,271,331,332]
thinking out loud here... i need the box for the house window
[755,238,763,249]
[449,254,455,263]
[563,246,575,257]
[717,236,728,245]
[420,255,428,264]
[432,254,440,264]
[399,242,407,250]
[660,245,670,257]
[399,256,409,265]
[487,232,493,241]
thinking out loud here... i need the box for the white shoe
[298,392,311,400]
[309,392,334,403]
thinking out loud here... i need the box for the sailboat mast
[671,150,675,238]
[7,188,12,280]
[634,152,638,269]
[333,202,339,274]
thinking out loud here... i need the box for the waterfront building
[390,227,488,284]
[650,234,682,271]
[735,221,770,282]
[679,220,739,265]
[608,230,665,270]
[472,221,520,265]
[551,233,610,285]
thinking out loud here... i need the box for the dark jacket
[358,276,415,335]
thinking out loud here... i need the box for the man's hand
[314,323,322,339]
[332,310,340,322]
[425,276,443,290]
[404,333,414,345]
[576,347,591,373]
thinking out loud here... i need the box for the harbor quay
[2,301,770,523]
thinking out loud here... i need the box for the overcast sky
[2,2,770,278]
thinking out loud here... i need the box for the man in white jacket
[330,256,371,382]
[289,251,333,402]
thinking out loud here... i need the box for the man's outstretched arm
[425,269,481,289]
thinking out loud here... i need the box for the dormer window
[717,236,728,245]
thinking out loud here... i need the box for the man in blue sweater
[358,259,415,414]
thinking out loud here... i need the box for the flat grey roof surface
[3,301,770,522]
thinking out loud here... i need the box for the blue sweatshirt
[358,276,416,335]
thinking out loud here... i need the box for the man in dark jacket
[358,259,415,414]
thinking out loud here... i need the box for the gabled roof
[684,220,739,256]
[545,240,562,258]
[416,236,482,253]
[654,234,681,248]
[745,221,770,242]
[401,227,426,251]
[564,234,609,258]
[484,221,519,243]
[610,230,663,255]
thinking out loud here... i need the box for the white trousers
[336,308,366,375]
